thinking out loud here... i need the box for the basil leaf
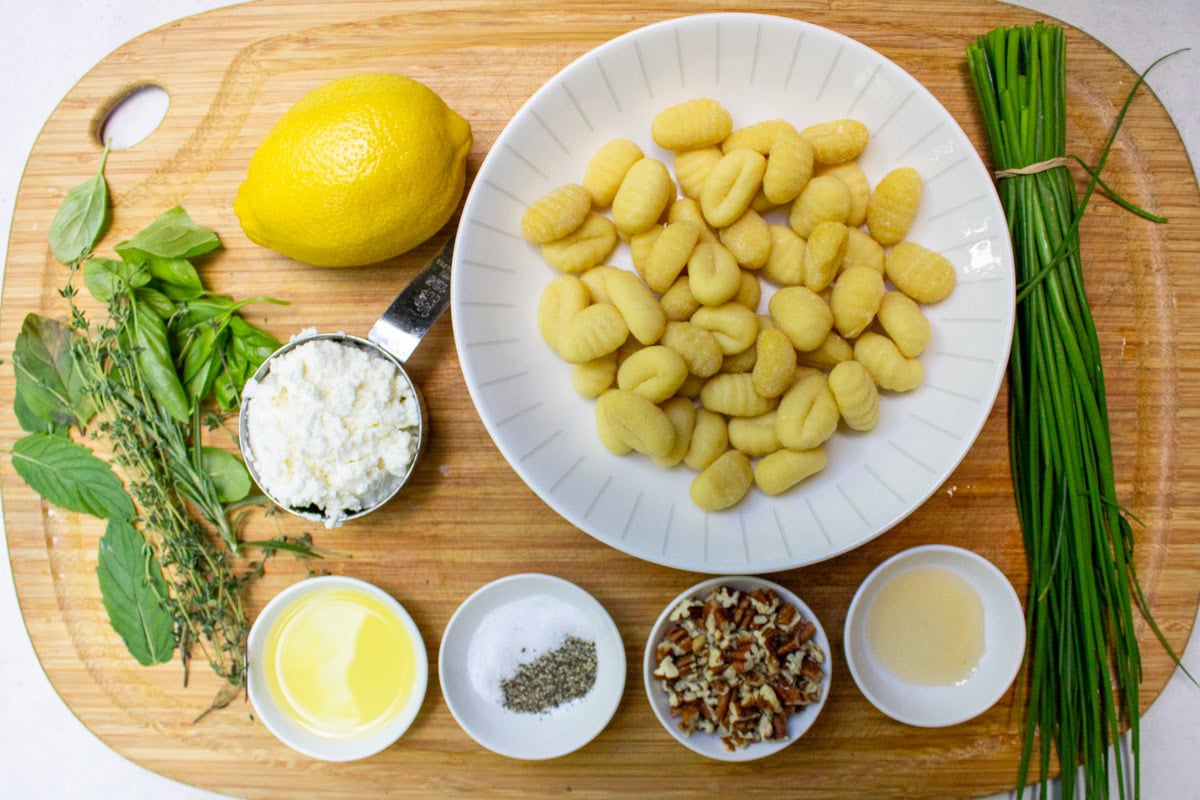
[230,315,281,373]
[82,257,149,302]
[131,301,190,422]
[97,517,175,666]
[116,206,220,261]
[157,282,206,302]
[180,322,227,404]
[212,345,248,411]
[145,255,203,291]
[12,433,134,520]
[200,447,251,503]
[13,314,93,428]
[13,390,67,435]
[49,146,110,264]
[174,295,236,329]
[134,287,177,320]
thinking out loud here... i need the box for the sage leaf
[11,434,134,520]
[116,206,220,262]
[97,517,175,666]
[12,314,93,428]
[131,300,190,422]
[201,446,252,503]
[49,146,110,264]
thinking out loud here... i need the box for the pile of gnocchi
[525,98,955,511]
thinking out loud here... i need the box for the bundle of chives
[966,22,1148,800]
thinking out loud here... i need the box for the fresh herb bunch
[11,146,314,688]
[967,22,1181,800]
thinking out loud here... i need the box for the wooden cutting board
[3,1,1199,797]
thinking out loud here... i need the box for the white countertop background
[1,1,1196,797]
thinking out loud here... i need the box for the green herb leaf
[134,287,177,320]
[11,433,134,520]
[116,206,220,262]
[131,300,190,422]
[97,517,175,666]
[180,322,227,405]
[82,257,150,302]
[13,390,67,435]
[201,446,252,503]
[49,145,110,264]
[12,314,93,428]
[145,255,203,291]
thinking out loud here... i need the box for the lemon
[234,73,472,267]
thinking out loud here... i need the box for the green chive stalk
[967,22,1148,799]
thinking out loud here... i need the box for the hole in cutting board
[98,84,169,150]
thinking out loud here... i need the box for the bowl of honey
[843,544,1025,727]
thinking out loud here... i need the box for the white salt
[466,594,597,712]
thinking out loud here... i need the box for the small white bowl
[643,576,832,761]
[247,575,428,761]
[843,545,1025,727]
[438,573,626,760]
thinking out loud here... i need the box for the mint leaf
[11,434,134,520]
[97,517,175,666]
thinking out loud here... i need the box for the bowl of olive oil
[247,575,428,760]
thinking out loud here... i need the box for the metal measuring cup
[238,235,454,526]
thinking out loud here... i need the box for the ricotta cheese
[243,336,420,527]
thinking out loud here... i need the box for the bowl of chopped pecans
[643,576,831,761]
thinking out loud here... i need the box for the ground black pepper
[499,635,598,713]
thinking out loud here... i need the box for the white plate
[438,573,626,759]
[643,576,831,761]
[843,545,1025,727]
[451,12,1014,573]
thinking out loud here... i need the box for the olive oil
[866,566,984,686]
[263,587,416,738]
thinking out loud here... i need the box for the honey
[866,566,984,686]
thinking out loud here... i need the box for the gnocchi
[690,450,754,511]
[595,388,676,458]
[719,208,772,269]
[701,149,767,228]
[612,157,674,236]
[754,448,826,495]
[583,139,644,208]
[541,213,618,273]
[830,266,885,339]
[877,291,932,357]
[526,99,957,512]
[537,274,591,351]
[800,118,869,165]
[867,166,922,246]
[616,345,688,404]
[885,241,956,303]
[522,183,592,244]
[854,331,924,392]
[652,98,734,151]
[828,359,879,431]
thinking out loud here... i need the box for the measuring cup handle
[368,234,455,363]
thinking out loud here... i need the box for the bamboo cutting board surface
[3,1,1199,797]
